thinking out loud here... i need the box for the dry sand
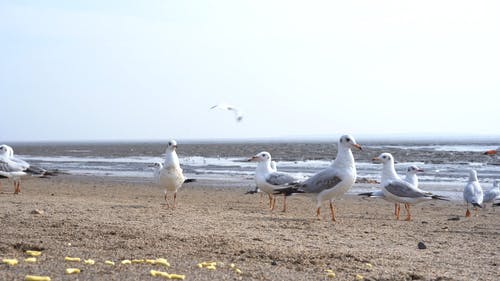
[0,176,499,281]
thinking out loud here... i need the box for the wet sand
[0,176,499,280]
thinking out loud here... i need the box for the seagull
[0,144,52,194]
[155,140,195,208]
[463,169,484,217]
[359,165,425,220]
[148,162,163,184]
[483,180,500,207]
[372,153,447,221]
[274,135,362,221]
[248,151,298,212]
[210,103,243,122]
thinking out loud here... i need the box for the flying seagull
[210,103,243,122]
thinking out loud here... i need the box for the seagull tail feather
[183,178,196,184]
[431,194,449,201]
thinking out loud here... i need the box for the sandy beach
[0,176,499,281]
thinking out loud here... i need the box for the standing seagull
[372,153,447,221]
[463,169,484,217]
[0,144,49,194]
[359,165,425,220]
[156,140,195,208]
[483,180,500,207]
[248,151,298,212]
[210,103,243,122]
[275,135,362,221]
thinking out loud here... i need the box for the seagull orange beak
[353,144,362,151]
[417,168,424,172]
[247,156,259,162]
[372,157,381,163]
[484,150,497,155]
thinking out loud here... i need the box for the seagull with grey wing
[463,169,484,217]
[210,103,243,122]
[155,140,196,209]
[0,144,54,194]
[248,152,298,212]
[483,180,500,207]
[274,135,362,221]
[372,153,447,221]
[359,165,425,220]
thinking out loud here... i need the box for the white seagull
[149,162,163,184]
[359,165,425,220]
[372,153,447,221]
[248,151,298,212]
[0,144,50,194]
[483,180,500,207]
[210,103,243,122]
[155,140,195,208]
[463,169,484,217]
[274,135,362,221]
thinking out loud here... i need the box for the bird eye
[346,138,351,142]
[262,154,266,157]
[382,155,386,159]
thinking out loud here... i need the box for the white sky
[1,1,499,142]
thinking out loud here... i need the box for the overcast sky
[1,1,499,142]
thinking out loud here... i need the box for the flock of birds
[147,134,500,222]
[1,121,500,222]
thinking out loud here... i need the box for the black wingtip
[273,186,304,196]
[183,179,196,184]
[431,195,450,201]
[472,202,483,208]
[493,202,500,207]
[358,192,374,197]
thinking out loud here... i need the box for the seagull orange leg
[404,203,411,221]
[316,207,321,220]
[329,201,336,222]
[173,192,177,209]
[395,204,401,220]
[465,208,471,217]
[268,194,273,209]
[282,194,287,212]
[14,181,21,194]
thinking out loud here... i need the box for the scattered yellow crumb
[327,272,336,278]
[146,259,157,264]
[25,275,51,281]
[325,269,334,273]
[356,274,364,280]
[104,260,115,266]
[197,263,203,268]
[230,263,235,268]
[25,250,42,257]
[365,263,373,269]
[121,259,132,265]
[150,270,170,278]
[64,257,80,262]
[235,268,242,274]
[169,273,186,280]
[132,259,145,264]
[24,257,37,263]
[65,268,80,274]
[205,265,216,270]
[155,258,171,267]
[2,258,18,266]
[83,259,95,265]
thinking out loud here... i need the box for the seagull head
[0,145,10,156]
[339,135,362,151]
[148,162,163,169]
[484,149,497,156]
[166,140,178,151]
[407,165,424,174]
[248,151,271,162]
[372,153,394,165]
[468,169,478,182]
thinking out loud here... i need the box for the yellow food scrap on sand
[121,260,132,265]
[105,260,115,266]
[325,269,334,273]
[24,257,37,263]
[83,259,95,265]
[365,263,373,269]
[199,261,217,267]
[65,268,80,274]
[64,257,80,262]
[2,258,19,266]
[206,265,216,270]
[169,273,186,280]
[327,272,336,278]
[356,274,364,280]
[132,259,144,264]
[25,275,51,281]
[155,258,171,267]
[230,263,235,268]
[150,270,170,278]
[26,250,42,257]
[235,268,242,274]
[146,259,157,264]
